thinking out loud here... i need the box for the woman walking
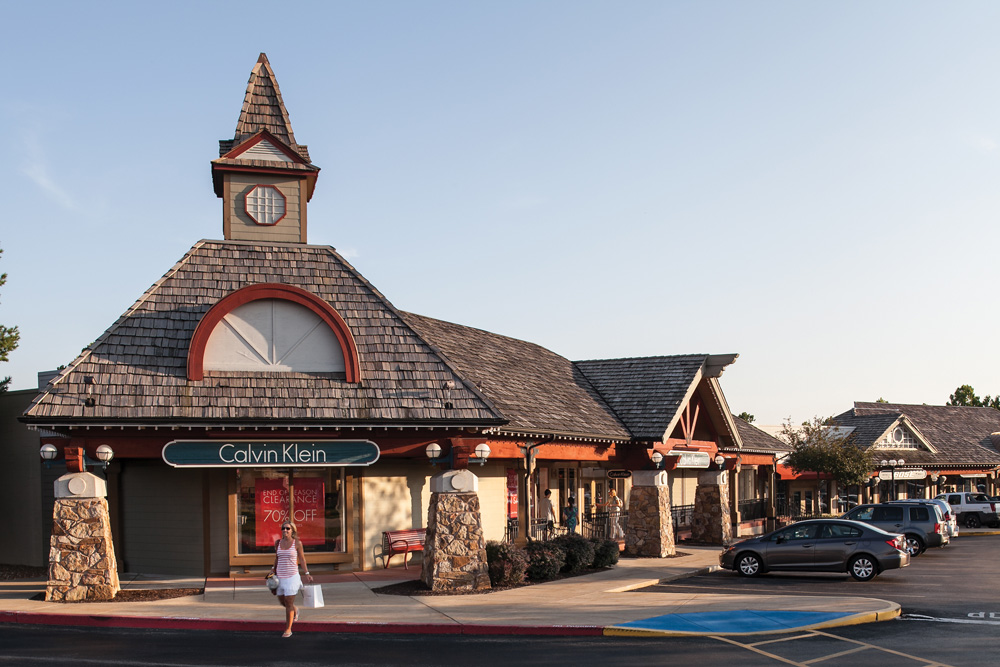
[271,520,313,638]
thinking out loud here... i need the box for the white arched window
[202,298,346,374]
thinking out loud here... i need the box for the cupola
[211,54,320,243]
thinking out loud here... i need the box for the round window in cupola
[244,185,286,225]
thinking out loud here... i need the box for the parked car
[842,503,948,556]
[719,519,910,582]
[889,498,958,539]
[935,492,1000,529]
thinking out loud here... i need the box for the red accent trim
[223,130,307,164]
[187,283,361,382]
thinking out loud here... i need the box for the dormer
[211,54,320,244]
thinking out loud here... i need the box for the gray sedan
[719,519,910,581]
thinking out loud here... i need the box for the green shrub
[525,541,566,581]
[590,538,620,568]
[552,534,596,574]
[485,540,529,587]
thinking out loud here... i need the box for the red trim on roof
[223,129,308,163]
[187,283,361,382]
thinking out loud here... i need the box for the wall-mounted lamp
[714,454,726,468]
[651,451,664,469]
[473,443,491,466]
[40,444,115,472]
[425,442,448,467]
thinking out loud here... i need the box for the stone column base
[625,485,675,557]
[46,496,120,602]
[421,491,491,593]
[691,471,732,545]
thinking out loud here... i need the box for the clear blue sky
[2,1,999,425]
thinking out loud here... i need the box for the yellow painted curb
[602,604,900,637]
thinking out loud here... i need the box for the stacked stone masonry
[625,485,675,557]
[46,498,120,602]
[691,479,733,545]
[421,492,491,593]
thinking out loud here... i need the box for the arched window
[187,283,360,382]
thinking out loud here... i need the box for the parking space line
[711,635,810,666]
[748,631,819,647]
[802,644,868,664]
[812,631,956,667]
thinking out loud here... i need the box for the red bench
[380,528,426,569]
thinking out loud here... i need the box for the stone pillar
[691,470,732,545]
[46,472,120,602]
[765,467,778,532]
[624,471,674,557]
[421,470,491,593]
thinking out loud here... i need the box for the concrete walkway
[0,544,905,637]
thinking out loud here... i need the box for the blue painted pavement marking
[614,609,853,634]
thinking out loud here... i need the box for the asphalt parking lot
[642,534,1000,622]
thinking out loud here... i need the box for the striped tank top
[276,540,298,578]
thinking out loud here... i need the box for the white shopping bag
[301,584,325,608]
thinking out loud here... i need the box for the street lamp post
[880,458,905,501]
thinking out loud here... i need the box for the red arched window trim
[187,283,361,382]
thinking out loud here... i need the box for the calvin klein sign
[162,439,380,468]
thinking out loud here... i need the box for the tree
[736,411,755,424]
[0,248,19,392]
[947,385,1000,410]
[876,397,889,403]
[781,417,878,488]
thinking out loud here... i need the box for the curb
[0,611,604,637]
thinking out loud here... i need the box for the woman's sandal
[282,630,292,638]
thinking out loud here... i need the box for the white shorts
[276,573,301,597]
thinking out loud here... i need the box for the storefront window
[236,468,345,554]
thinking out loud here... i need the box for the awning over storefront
[162,439,380,467]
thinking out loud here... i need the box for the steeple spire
[235,53,298,149]
[212,54,320,244]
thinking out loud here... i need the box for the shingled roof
[731,416,792,453]
[574,355,717,441]
[216,54,315,166]
[401,312,630,440]
[24,241,503,427]
[832,402,1000,467]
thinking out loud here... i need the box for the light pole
[881,458,904,500]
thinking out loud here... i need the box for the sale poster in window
[255,477,326,547]
[293,477,325,546]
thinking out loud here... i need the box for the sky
[2,1,999,426]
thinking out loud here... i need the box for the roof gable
[833,402,1000,466]
[573,355,739,442]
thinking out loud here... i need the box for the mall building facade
[20,55,778,576]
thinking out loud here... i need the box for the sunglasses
[281,526,292,531]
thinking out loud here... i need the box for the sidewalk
[0,544,903,637]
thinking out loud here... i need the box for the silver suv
[890,498,958,539]
[842,502,949,556]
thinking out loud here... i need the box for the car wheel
[904,534,924,557]
[849,555,877,582]
[736,553,762,577]
[966,515,981,529]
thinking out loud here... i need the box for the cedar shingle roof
[400,312,630,440]
[24,241,738,443]
[732,416,792,453]
[216,54,315,166]
[573,356,708,441]
[24,241,502,426]
[832,402,1000,467]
